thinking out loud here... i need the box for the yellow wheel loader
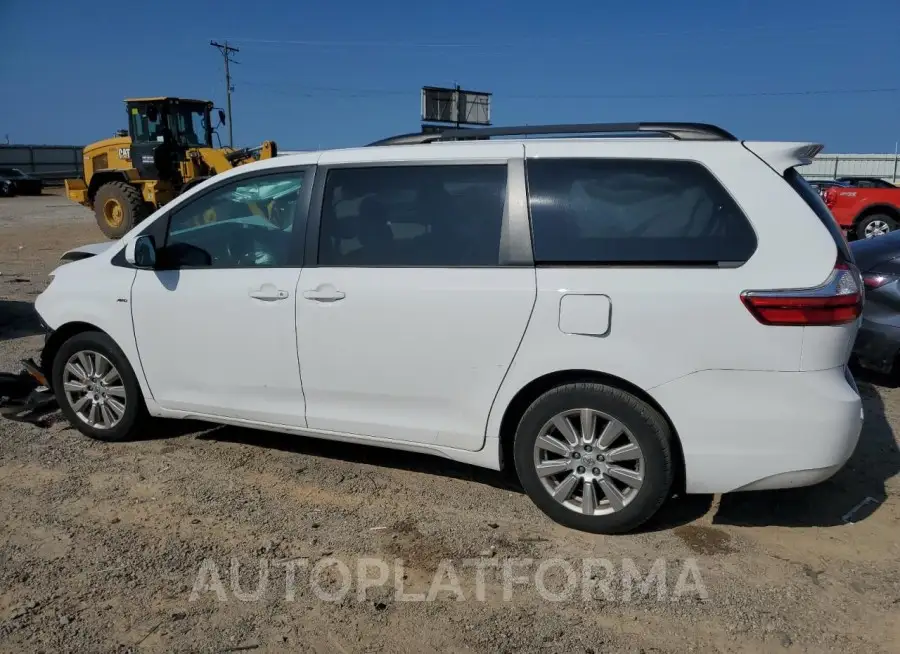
[65,97,277,239]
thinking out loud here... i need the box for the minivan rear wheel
[513,383,674,534]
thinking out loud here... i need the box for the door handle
[303,287,346,302]
[249,284,289,301]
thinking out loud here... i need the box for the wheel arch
[87,170,132,203]
[496,369,686,493]
[41,321,108,384]
[852,204,900,230]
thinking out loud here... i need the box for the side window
[165,170,307,268]
[526,158,757,264]
[318,164,507,267]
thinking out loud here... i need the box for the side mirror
[218,109,227,125]
[125,235,157,268]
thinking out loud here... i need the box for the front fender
[34,263,153,402]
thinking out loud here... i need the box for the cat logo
[118,148,130,161]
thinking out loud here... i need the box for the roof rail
[367,122,737,146]
[366,132,440,146]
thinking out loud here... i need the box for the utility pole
[210,40,240,147]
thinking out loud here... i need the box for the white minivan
[34,122,864,533]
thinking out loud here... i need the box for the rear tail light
[741,261,862,326]
[822,187,837,208]
[862,273,895,289]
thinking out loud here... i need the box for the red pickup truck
[823,185,900,240]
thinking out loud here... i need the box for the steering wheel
[223,225,258,266]
[224,224,282,266]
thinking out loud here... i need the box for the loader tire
[94,182,149,239]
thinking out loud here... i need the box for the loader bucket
[65,178,88,205]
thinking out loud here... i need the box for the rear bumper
[853,318,900,373]
[650,367,863,494]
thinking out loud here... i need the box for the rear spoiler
[742,142,824,174]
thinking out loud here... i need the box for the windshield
[129,107,166,143]
[170,105,209,147]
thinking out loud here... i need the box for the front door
[296,153,536,451]
[131,167,311,426]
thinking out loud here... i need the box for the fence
[797,153,900,183]
[0,145,83,184]
[2,145,897,185]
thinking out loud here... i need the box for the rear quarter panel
[486,140,842,443]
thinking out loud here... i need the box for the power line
[236,81,900,100]
[225,37,486,49]
[238,81,408,96]
[508,88,900,100]
[221,22,873,49]
[210,40,240,147]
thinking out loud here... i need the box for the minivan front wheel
[51,331,146,442]
[514,383,674,534]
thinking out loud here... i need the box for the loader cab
[125,97,214,182]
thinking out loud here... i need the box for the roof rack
[367,122,737,146]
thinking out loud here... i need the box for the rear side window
[784,168,854,263]
[526,158,757,265]
[319,165,507,267]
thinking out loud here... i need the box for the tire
[51,331,147,442]
[513,383,674,534]
[93,181,150,239]
[0,181,14,197]
[856,213,898,240]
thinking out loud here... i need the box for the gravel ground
[0,194,898,653]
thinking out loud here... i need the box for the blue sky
[2,0,899,153]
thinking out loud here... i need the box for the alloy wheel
[532,408,645,516]
[62,350,127,429]
[865,219,890,238]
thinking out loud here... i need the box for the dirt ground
[0,194,898,654]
